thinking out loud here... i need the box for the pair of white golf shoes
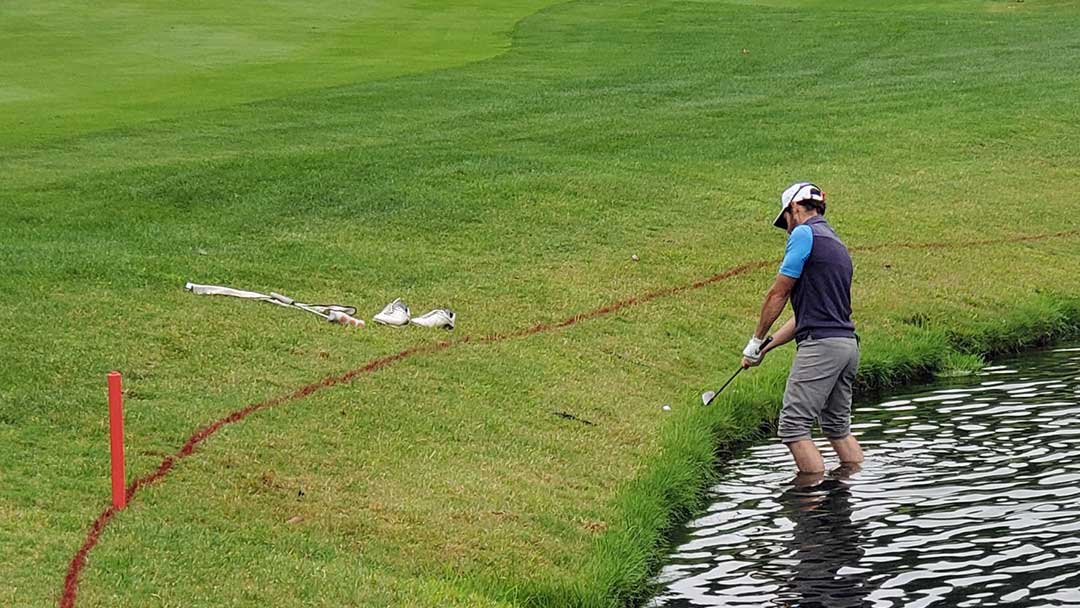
[372,298,455,329]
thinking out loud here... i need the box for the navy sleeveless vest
[792,216,856,342]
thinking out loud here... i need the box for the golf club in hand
[701,336,772,406]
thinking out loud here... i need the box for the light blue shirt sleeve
[779,224,813,278]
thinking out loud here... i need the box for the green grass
[2,0,1080,606]
[0,0,559,146]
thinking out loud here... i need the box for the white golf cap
[774,182,825,229]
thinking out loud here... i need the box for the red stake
[107,372,126,510]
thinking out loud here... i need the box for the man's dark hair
[794,188,825,218]
[795,198,826,215]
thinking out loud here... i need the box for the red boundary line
[58,229,1078,607]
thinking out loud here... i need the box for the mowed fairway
[0,1,560,146]
[2,1,1080,607]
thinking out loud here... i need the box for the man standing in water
[740,182,863,473]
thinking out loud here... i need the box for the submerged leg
[790,469,825,488]
[828,434,864,465]
[786,439,825,473]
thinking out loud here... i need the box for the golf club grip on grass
[328,310,365,328]
[271,291,362,326]
[269,292,295,305]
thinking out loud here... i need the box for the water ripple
[649,346,1080,608]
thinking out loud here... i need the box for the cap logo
[792,185,823,203]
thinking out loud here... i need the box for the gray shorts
[779,336,860,444]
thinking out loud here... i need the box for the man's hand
[742,336,766,368]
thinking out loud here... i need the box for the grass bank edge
[501,292,1080,607]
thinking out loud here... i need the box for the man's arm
[741,277,796,368]
[741,224,810,367]
[753,274,796,339]
[763,317,796,354]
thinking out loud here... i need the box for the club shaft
[716,366,743,394]
[702,336,772,405]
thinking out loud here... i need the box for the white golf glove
[742,336,766,364]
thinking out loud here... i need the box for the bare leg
[786,440,825,473]
[829,434,864,465]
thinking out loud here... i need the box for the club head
[701,391,716,406]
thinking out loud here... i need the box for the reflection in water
[778,467,876,608]
[649,346,1080,608]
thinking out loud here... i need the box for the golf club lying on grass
[185,282,365,328]
[270,292,365,328]
[702,336,772,406]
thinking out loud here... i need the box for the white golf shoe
[409,309,455,330]
[372,298,410,326]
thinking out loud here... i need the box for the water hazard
[649,346,1080,607]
